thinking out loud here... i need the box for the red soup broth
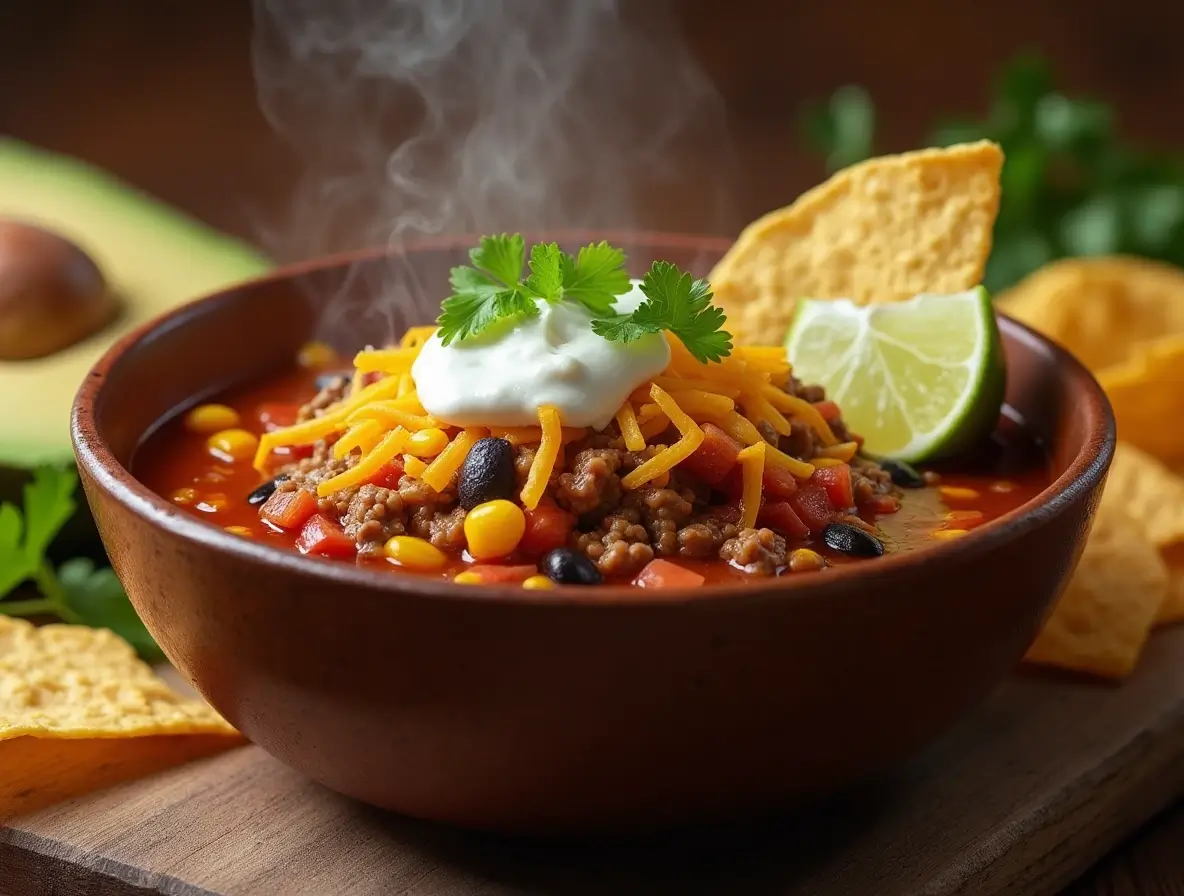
[133,364,1051,587]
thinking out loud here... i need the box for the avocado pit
[0,219,117,360]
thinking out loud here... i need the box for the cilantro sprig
[436,234,732,363]
[0,467,162,662]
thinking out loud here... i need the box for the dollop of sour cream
[413,280,670,430]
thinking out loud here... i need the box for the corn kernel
[297,341,339,369]
[184,403,240,434]
[384,535,448,571]
[403,455,428,478]
[170,487,199,506]
[224,525,254,537]
[454,571,483,584]
[207,428,260,463]
[463,499,526,560]
[405,428,450,458]
[939,485,980,502]
[789,548,826,572]
[522,574,555,590]
[932,528,969,540]
[196,493,230,513]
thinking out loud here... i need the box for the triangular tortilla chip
[709,141,1003,344]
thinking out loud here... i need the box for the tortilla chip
[709,141,1003,344]
[1024,498,1168,679]
[0,734,238,820]
[997,256,1184,371]
[1098,336,1184,465]
[0,616,238,739]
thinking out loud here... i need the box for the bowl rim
[71,231,1116,608]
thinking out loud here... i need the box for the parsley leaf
[437,236,539,346]
[470,233,525,287]
[592,261,733,363]
[523,242,564,302]
[562,241,631,316]
[0,466,162,661]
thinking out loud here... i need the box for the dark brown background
[2,1,1183,892]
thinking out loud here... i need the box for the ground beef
[573,512,654,577]
[556,448,623,517]
[279,440,359,516]
[623,487,695,556]
[406,506,467,552]
[396,473,452,506]
[342,484,406,556]
[850,457,895,503]
[780,421,815,459]
[720,527,787,576]
[297,376,349,423]
[788,376,826,404]
[757,420,780,446]
[677,515,741,559]
[514,445,537,487]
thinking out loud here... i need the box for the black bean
[457,437,516,510]
[314,371,352,391]
[541,548,603,585]
[247,475,289,506]
[877,457,925,488]
[821,522,884,558]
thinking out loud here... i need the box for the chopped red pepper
[259,488,318,530]
[635,559,705,589]
[296,514,357,558]
[520,500,576,556]
[466,564,539,584]
[762,463,800,500]
[679,423,741,486]
[757,500,810,540]
[812,464,855,510]
[370,459,405,489]
[813,400,842,423]
[788,483,834,534]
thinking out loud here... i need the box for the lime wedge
[784,287,1005,463]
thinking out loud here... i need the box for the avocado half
[0,140,270,544]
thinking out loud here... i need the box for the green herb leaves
[436,234,732,362]
[592,261,733,363]
[0,466,161,661]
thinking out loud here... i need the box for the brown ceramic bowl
[71,234,1113,835]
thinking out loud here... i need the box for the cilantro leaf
[562,242,631,316]
[469,233,525,288]
[22,466,77,561]
[58,558,164,663]
[437,264,538,346]
[523,242,564,302]
[0,502,33,595]
[592,260,733,363]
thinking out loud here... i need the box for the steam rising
[251,0,734,342]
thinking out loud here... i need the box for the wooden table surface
[2,2,1183,892]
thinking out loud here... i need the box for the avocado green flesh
[0,139,270,472]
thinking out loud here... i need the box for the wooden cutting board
[3,627,1184,896]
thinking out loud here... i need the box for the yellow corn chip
[1024,497,1168,679]
[1098,336,1184,465]
[0,616,238,739]
[997,255,1184,371]
[709,141,1003,344]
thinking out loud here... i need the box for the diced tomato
[813,400,842,423]
[679,424,741,486]
[257,402,300,432]
[710,504,742,526]
[635,559,705,589]
[864,494,901,515]
[812,464,854,510]
[364,371,383,386]
[466,564,539,584]
[520,500,576,556]
[757,500,810,540]
[788,483,834,534]
[259,488,318,530]
[370,459,404,489]
[762,463,800,500]
[718,466,744,503]
[295,514,357,558]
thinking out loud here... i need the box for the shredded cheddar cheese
[422,428,486,493]
[818,440,859,461]
[347,401,440,432]
[350,368,365,396]
[521,406,563,510]
[403,454,428,478]
[333,419,385,459]
[317,427,409,496]
[399,326,438,349]
[620,385,705,489]
[615,403,646,452]
[736,442,766,529]
[353,347,420,374]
